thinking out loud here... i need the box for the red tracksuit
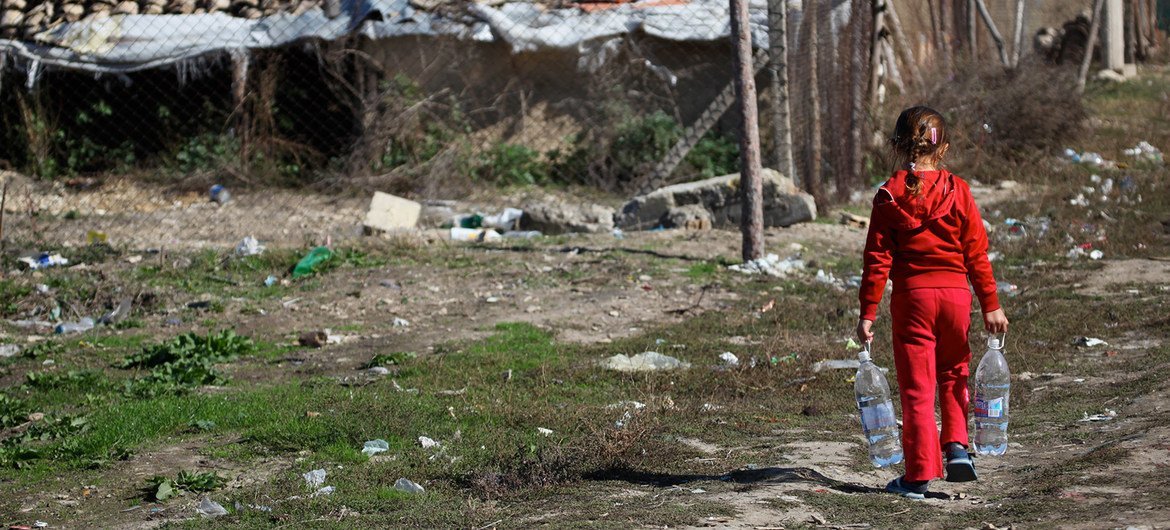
[859,169,1000,482]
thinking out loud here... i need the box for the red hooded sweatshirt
[859,169,1000,321]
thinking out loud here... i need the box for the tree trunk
[767,0,795,182]
[845,0,868,201]
[806,0,823,203]
[1012,0,1027,67]
[730,0,764,261]
[1077,0,1107,93]
[975,0,1010,66]
[968,0,978,61]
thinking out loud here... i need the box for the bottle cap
[857,349,871,363]
[987,336,1003,350]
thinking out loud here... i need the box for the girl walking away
[856,106,1009,499]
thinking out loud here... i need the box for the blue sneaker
[944,443,978,482]
[885,476,928,499]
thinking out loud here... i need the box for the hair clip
[930,127,938,145]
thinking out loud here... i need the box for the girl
[856,106,1009,499]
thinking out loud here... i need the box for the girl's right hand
[983,308,1009,333]
[856,319,874,344]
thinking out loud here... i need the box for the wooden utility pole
[729,0,764,261]
[767,0,795,184]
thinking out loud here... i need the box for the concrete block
[617,169,816,230]
[363,191,421,233]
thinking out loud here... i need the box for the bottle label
[975,397,1004,418]
[859,400,897,434]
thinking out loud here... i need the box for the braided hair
[889,106,949,196]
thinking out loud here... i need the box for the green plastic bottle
[292,247,333,279]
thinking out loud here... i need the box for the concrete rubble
[363,192,421,234]
[616,169,816,230]
[519,200,615,235]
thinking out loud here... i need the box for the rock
[5,0,27,11]
[997,180,1020,190]
[0,9,20,27]
[112,0,139,14]
[666,204,712,230]
[209,0,230,11]
[617,169,816,230]
[61,3,84,20]
[1095,69,1127,83]
[168,0,195,13]
[23,11,43,28]
[519,200,614,235]
[143,3,163,13]
[362,191,421,233]
[840,211,868,229]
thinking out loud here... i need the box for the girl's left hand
[983,308,1008,334]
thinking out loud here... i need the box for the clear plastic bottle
[974,335,1010,455]
[855,348,903,467]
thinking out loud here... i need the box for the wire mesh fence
[0,0,1161,251]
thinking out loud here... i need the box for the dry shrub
[465,410,665,499]
[881,59,1087,179]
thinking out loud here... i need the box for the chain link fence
[0,0,1159,251]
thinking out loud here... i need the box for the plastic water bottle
[209,184,230,205]
[974,335,1010,455]
[855,347,903,467]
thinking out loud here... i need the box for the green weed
[147,470,227,501]
[120,331,255,396]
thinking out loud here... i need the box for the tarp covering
[0,0,852,76]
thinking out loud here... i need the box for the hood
[873,170,958,231]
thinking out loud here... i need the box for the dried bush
[878,59,1087,180]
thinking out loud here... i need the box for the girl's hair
[889,106,949,195]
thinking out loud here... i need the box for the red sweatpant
[890,287,972,482]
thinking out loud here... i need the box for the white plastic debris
[196,497,228,518]
[392,317,410,327]
[303,469,327,489]
[728,253,804,277]
[1100,178,1114,196]
[0,344,22,358]
[537,427,554,436]
[394,478,425,494]
[450,227,502,242]
[606,400,646,410]
[418,436,441,449]
[1122,141,1163,162]
[368,366,391,376]
[482,208,524,230]
[235,236,265,256]
[362,439,390,456]
[34,523,49,529]
[310,486,335,497]
[813,359,860,372]
[718,352,740,367]
[602,351,691,372]
[996,281,1019,296]
[1074,337,1109,347]
[1078,409,1117,422]
[18,253,69,270]
[812,359,889,373]
[700,403,725,412]
[1089,249,1104,260]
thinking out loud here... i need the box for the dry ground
[0,69,1168,530]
